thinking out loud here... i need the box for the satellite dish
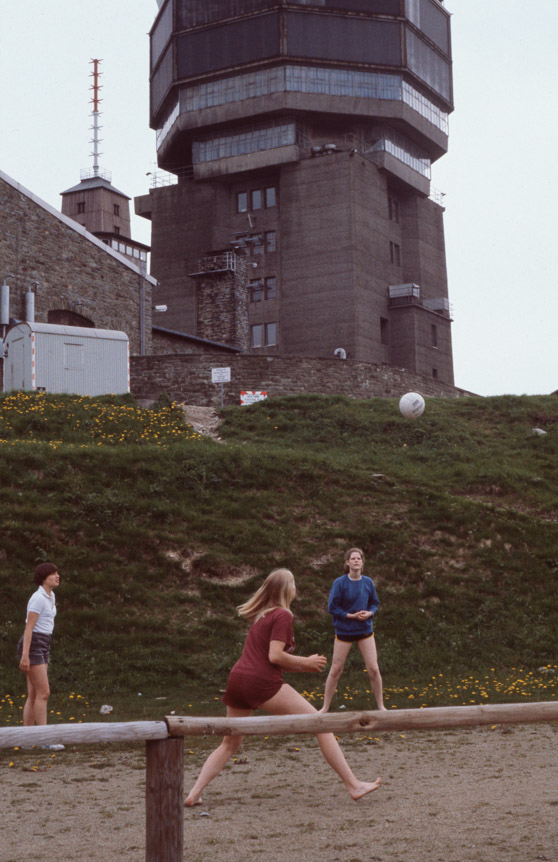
[334,347,347,360]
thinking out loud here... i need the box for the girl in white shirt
[17,562,60,727]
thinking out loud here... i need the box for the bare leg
[319,639,352,713]
[185,706,252,807]
[358,636,386,711]
[23,664,50,726]
[261,684,381,800]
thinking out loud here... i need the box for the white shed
[3,322,130,396]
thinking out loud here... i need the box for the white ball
[399,392,425,419]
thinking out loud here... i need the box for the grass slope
[1,391,557,706]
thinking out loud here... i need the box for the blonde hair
[343,547,365,574]
[237,569,295,623]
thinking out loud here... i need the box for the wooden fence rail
[1,701,557,862]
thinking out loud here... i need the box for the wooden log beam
[0,720,169,750]
[145,738,184,862]
[166,701,558,738]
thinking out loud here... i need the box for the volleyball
[399,392,425,419]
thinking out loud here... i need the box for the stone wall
[130,353,473,407]
[0,172,153,359]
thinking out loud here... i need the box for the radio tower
[60,59,150,267]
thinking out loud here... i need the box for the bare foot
[184,795,203,808]
[317,705,329,714]
[350,777,382,801]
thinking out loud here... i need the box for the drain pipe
[1,275,13,341]
[25,282,38,323]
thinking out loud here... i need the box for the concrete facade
[0,170,155,364]
[139,0,456,385]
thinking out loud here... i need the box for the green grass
[1,391,557,716]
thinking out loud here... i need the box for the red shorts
[222,670,283,710]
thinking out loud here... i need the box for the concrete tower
[138,0,455,383]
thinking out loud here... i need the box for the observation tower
[138,0,455,382]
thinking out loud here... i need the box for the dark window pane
[265,186,276,208]
[237,191,248,212]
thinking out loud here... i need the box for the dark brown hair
[34,562,58,587]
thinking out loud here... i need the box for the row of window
[77,202,121,216]
[174,66,449,134]
[193,123,295,164]
[250,277,277,302]
[105,239,148,261]
[237,186,277,213]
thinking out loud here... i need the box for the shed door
[63,341,85,393]
[7,336,27,390]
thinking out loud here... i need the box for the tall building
[138,0,454,383]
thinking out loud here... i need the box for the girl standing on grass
[319,548,386,714]
[185,568,381,806]
[17,562,64,749]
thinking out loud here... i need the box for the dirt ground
[2,723,557,862]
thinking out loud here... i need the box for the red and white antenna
[80,59,111,182]
[90,59,103,176]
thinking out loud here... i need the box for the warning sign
[240,390,268,406]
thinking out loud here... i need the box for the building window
[432,368,438,379]
[265,231,277,253]
[250,324,264,348]
[237,191,248,213]
[389,241,400,266]
[236,185,277,213]
[265,276,277,300]
[431,324,438,348]
[114,226,121,235]
[250,323,277,347]
[250,279,264,302]
[77,201,85,214]
[113,204,120,216]
[251,189,263,211]
[380,317,389,346]
[388,196,400,223]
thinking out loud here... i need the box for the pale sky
[1,1,557,396]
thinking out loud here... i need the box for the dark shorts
[222,671,283,710]
[17,633,52,666]
[335,631,374,644]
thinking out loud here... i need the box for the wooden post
[145,738,184,862]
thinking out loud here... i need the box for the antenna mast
[90,59,102,176]
[80,59,111,182]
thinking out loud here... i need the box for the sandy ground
[1,723,557,862]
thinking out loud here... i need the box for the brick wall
[0,172,153,358]
[130,353,473,407]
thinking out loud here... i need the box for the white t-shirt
[26,585,57,635]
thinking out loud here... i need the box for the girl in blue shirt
[320,548,386,713]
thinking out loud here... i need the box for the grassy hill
[1,390,557,716]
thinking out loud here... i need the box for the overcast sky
[1,1,557,396]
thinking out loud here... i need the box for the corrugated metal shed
[3,322,130,396]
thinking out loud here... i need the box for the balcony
[388,284,453,319]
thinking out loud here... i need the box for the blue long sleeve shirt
[327,574,380,639]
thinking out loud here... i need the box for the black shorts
[17,633,52,666]
[335,631,374,644]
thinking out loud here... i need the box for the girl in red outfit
[185,568,381,806]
